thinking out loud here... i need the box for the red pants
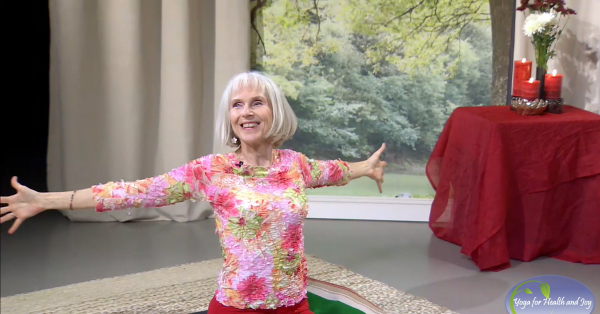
[207,296,314,314]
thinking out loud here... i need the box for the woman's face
[229,88,273,148]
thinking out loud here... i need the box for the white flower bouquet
[517,0,576,70]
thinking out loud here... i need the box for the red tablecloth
[426,105,600,271]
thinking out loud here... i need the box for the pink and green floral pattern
[92,149,351,310]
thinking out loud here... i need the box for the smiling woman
[218,73,294,171]
[1,71,387,313]
[217,72,297,153]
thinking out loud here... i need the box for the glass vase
[536,67,546,100]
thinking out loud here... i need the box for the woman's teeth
[242,123,259,128]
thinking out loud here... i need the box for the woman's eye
[253,101,263,106]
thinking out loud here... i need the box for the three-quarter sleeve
[92,155,213,212]
[297,153,352,189]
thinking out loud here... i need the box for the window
[251,0,493,199]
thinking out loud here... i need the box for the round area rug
[0,255,459,314]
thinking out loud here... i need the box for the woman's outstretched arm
[1,156,213,234]
[299,143,387,192]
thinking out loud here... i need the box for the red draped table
[426,105,600,271]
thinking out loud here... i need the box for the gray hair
[216,71,298,148]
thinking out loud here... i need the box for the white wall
[513,0,600,114]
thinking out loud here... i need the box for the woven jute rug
[0,255,458,314]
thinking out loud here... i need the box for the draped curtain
[47,0,250,222]
[512,0,600,114]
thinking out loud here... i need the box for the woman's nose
[241,104,254,116]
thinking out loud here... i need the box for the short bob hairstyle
[216,71,298,148]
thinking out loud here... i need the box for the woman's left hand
[365,143,387,193]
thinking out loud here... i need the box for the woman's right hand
[1,176,45,234]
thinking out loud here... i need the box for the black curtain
[1,1,50,196]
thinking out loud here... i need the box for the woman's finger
[1,205,13,215]
[373,143,386,158]
[376,180,382,193]
[0,195,14,205]
[8,218,23,234]
[1,213,15,224]
[10,176,21,190]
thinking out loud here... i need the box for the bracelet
[69,190,77,210]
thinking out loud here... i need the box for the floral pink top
[92,149,351,309]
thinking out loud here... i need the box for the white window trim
[306,195,432,222]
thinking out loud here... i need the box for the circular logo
[505,275,595,314]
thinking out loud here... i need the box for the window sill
[306,195,432,222]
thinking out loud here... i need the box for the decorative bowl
[510,98,548,116]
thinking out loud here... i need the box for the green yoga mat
[308,292,368,314]
[306,278,386,314]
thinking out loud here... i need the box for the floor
[1,210,598,314]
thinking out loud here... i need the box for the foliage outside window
[251,0,493,199]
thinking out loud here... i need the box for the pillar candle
[513,58,533,96]
[544,69,563,99]
[522,78,540,101]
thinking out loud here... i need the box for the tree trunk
[489,0,515,106]
[250,0,267,70]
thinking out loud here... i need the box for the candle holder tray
[510,98,548,116]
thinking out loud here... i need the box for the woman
[0,72,386,313]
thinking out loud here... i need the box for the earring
[232,137,238,144]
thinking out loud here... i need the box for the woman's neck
[237,144,273,167]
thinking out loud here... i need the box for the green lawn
[307,173,435,199]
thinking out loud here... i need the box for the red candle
[544,69,563,99]
[513,58,533,97]
[522,78,540,101]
